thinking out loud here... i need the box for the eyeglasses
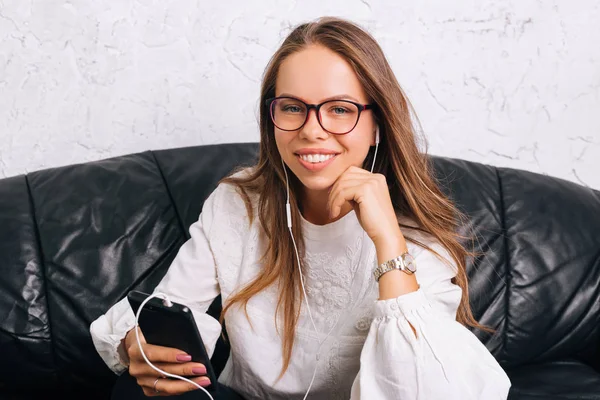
[266,96,375,135]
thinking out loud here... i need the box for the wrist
[118,335,131,368]
[123,328,134,349]
[373,234,407,265]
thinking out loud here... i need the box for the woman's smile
[294,148,341,172]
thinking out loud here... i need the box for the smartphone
[127,290,218,392]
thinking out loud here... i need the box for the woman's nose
[299,109,328,140]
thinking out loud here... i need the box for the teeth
[299,154,335,163]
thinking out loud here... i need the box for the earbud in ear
[375,126,380,145]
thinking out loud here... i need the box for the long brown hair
[219,16,486,381]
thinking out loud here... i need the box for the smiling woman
[91,16,511,400]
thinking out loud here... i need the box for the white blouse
[90,173,511,399]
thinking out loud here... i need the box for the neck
[300,187,353,225]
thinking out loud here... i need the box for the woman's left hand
[327,166,403,246]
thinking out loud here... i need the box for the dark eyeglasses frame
[265,96,375,135]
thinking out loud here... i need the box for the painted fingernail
[176,354,192,362]
[192,367,206,375]
[199,377,211,387]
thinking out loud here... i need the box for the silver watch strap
[373,252,416,282]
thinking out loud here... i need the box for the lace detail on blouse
[302,234,366,329]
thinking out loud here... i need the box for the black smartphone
[127,290,218,392]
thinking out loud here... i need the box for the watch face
[402,253,416,273]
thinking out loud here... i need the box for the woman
[91,17,511,399]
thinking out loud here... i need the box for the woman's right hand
[123,327,212,397]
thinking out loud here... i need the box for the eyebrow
[278,93,362,103]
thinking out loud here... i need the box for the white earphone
[283,126,380,399]
[372,125,380,173]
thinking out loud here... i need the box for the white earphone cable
[370,140,379,173]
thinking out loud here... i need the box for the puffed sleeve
[350,240,511,399]
[90,185,226,374]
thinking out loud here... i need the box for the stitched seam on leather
[495,168,511,363]
[150,151,187,239]
[25,174,59,379]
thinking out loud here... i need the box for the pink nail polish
[199,378,211,387]
[176,354,192,362]
[192,367,206,375]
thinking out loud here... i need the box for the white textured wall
[1,1,599,189]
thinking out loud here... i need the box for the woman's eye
[283,105,303,113]
[329,106,350,115]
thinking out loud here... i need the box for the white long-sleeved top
[90,174,511,399]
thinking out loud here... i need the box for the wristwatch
[373,252,417,282]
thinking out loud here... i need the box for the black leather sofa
[1,142,599,399]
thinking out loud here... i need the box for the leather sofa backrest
[432,157,600,370]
